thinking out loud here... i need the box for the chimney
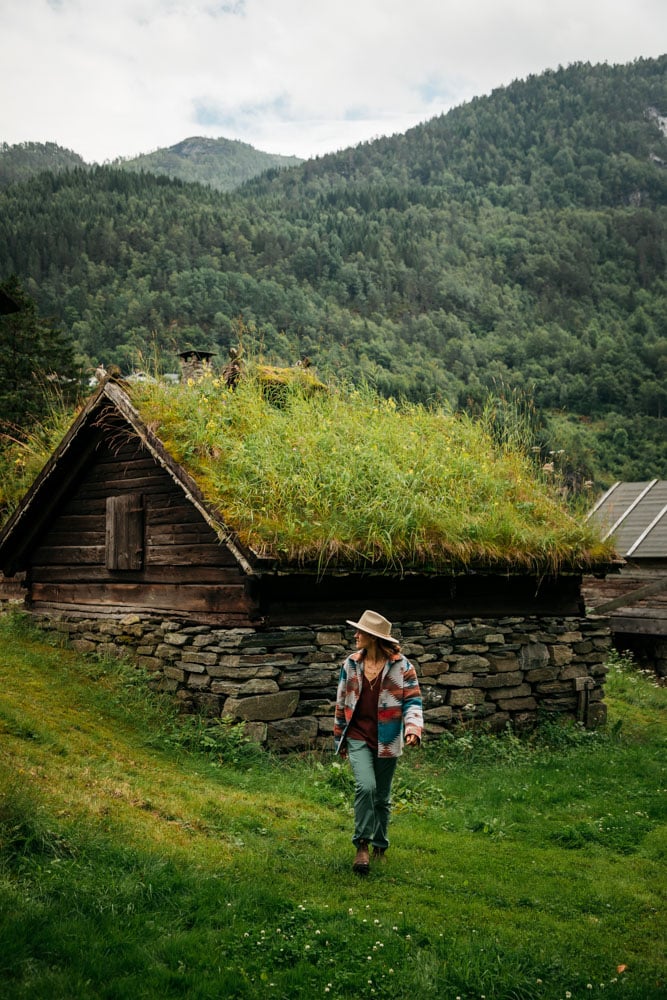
[178,349,216,382]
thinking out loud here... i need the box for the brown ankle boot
[372,846,386,861]
[352,840,370,875]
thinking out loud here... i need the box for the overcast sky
[2,0,665,163]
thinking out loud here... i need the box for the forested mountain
[0,142,86,188]
[114,136,302,191]
[0,57,666,484]
[0,137,302,193]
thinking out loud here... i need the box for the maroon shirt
[345,670,382,753]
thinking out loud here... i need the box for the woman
[334,610,423,875]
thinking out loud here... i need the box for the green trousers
[347,739,399,850]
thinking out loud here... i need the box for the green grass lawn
[0,613,665,999]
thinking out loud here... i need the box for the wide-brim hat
[346,610,398,644]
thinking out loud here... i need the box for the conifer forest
[1,57,666,485]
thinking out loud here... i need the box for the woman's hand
[405,733,419,748]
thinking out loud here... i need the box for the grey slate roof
[587,481,667,559]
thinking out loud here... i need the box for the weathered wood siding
[28,436,259,624]
[582,563,667,637]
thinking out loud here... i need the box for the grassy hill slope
[0,612,665,998]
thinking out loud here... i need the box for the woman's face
[355,630,375,651]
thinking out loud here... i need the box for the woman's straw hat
[346,610,398,644]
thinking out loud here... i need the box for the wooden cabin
[582,480,667,676]
[0,378,598,624]
[0,379,616,742]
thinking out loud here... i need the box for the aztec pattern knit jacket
[334,650,424,758]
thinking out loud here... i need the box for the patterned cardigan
[334,650,424,758]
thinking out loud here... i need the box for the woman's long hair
[375,636,401,659]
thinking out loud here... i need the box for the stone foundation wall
[30,610,612,750]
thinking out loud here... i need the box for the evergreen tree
[0,276,80,433]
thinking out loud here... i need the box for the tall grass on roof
[132,367,613,574]
[0,387,78,522]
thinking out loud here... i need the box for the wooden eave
[0,379,259,577]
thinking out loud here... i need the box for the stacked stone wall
[30,611,612,750]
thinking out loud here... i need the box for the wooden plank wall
[28,435,259,623]
[582,565,667,637]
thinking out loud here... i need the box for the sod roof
[124,369,615,576]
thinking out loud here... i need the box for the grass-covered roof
[127,367,614,576]
[0,366,616,576]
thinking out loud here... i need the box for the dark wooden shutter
[105,494,144,570]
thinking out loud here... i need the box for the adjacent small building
[583,480,667,677]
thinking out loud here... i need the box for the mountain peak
[117,136,303,191]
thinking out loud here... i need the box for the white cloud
[1,0,665,162]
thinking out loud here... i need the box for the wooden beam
[29,601,257,626]
[592,576,667,613]
[33,542,237,568]
[31,564,244,584]
[31,581,257,614]
[147,544,240,566]
[79,478,182,498]
[35,545,105,565]
[611,615,667,637]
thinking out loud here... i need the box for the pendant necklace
[365,660,383,687]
